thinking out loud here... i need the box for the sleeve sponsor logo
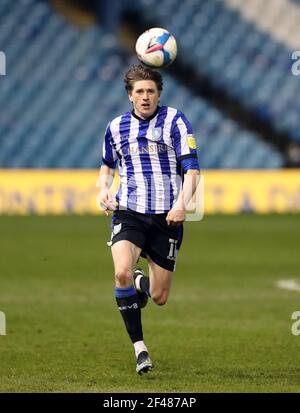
[187,134,197,149]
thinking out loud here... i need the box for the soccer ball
[135,27,177,69]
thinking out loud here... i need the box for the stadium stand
[0,0,283,168]
[134,0,300,143]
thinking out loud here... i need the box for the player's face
[129,80,160,119]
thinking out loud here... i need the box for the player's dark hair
[124,65,163,93]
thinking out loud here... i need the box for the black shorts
[108,209,184,272]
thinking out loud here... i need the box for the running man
[99,65,200,374]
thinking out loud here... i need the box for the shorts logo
[187,134,197,149]
[107,223,122,246]
[151,127,162,141]
[113,223,122,236]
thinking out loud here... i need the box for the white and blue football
[135,27,177,68]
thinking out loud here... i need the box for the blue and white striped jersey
[102,105,200,214]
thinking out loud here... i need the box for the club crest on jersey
[151,127,162,141]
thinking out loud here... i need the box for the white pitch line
[276,279,300,292]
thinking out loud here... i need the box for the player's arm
[98,165,117,214]
[166,169,200,226]
[99,122,118,214]
[167,111,200,226]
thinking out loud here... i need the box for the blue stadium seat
[133,0,300,143]
[0,0,284,168]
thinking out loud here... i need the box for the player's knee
[115,269,133,288]
[152,291,168,306]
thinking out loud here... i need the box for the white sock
[134,341,148,358]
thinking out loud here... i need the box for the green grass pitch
[0,214,300,392]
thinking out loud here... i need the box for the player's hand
[99,189,118,216]
[166,208,185,226]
